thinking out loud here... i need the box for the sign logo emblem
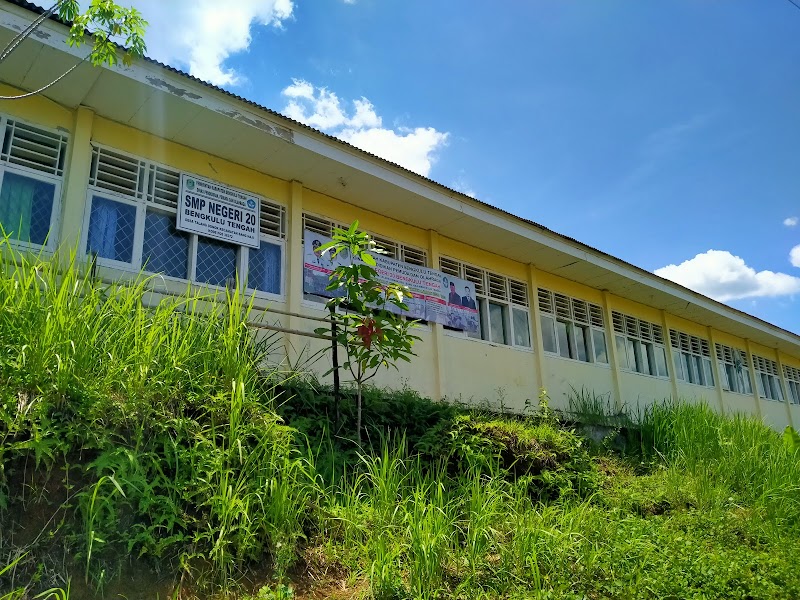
[186,178,195,190]
[247,199,256,209]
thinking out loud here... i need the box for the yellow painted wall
[303,189,430,251]
[618,371,672,413]
[720,390,759,417]
[0,83,73,131]
[607,294,663,326]
[675,382,715,405]
[536,271,604,305]
[91,117,290,206]
[439,236,528,282]
[665,314,710,339]
[543,356,614,411]
[441,333,537,410]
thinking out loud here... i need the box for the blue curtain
[248,241,281,294]
[0,172,36,242]
[87,196,136,263]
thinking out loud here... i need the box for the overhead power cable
[784,0,800,12]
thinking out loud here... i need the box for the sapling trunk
[357,383,363,445]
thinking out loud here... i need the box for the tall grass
[0,239,316,594]
[639,401,800,527]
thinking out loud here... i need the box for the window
[715,344,753,396]
[440,257,531,348]
[670,330,714,387]
[85,145,286,295]
[753,355,784,402]
[0,117,67,249]
[538,289,607,363]
[783,365,800,405]
[612,312,668,377]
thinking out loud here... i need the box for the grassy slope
[1,241,800,599]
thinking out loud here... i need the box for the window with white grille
[783,365,800,405]
[0,116,67,249]
[670,330,714,387]
[538,289,607,364]
[440,257,531,348]
[85,145,286,296]
[715,344,753,396]
[612,312,668,377]
[753,355,784,402]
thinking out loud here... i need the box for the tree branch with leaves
[315,221,420,444]
[0,0,147,99]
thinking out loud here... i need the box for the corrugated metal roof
[4,0,800,346]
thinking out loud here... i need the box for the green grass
[2,238,800,599]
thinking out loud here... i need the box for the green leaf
[360,252,376,267]
[783,426,800,452]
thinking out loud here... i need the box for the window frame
[82,144,286,300]
[783,365,800,405]
[612,312,669,378]
[752,355,785,402]
[669,329,715,388]
[440,257,532,349]
[715,343,753,396]
[0,115,68,252]
[538,289,608,365]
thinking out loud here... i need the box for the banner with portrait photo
[302,230,478,333]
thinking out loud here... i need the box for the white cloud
[791,245,800,268]
[654,250,800,302]
[784,216,798,227]
[281,79,448,176]
[451,174,477,198]
[130,0,294,86]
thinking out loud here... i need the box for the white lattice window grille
[669,330,714,387]
[715,344,753,396]
[0,116,67,250]
[439,257,531,348]
[783,365,800,405]
[611,312,668,377]
[538,288,608,364]
[752,355,784,402]
[84,144,286,297]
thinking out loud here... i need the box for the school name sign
[303,230,479,333]
[177,174,260,248]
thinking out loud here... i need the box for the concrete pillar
[527,265,546,395]
[284,180,304,363]
[774,350,794,429]
[706,327,725,413]
[660,311,681,402]
[744,339,764,420]
[58,106,94,254]
[601,292,624,412]
[428,229,445,400]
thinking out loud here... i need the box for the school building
[1,0,799,430]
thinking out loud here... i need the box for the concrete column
[601,292,624,412]
[527,265,546,395]
[428,229,445,401]
[706,327,725,413]
[284,180,304,363]
[58,106,94,255]
[660,311,681,402]
[744,339,763,420]
[774,350,794,429]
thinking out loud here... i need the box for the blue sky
[132,0,800,333]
